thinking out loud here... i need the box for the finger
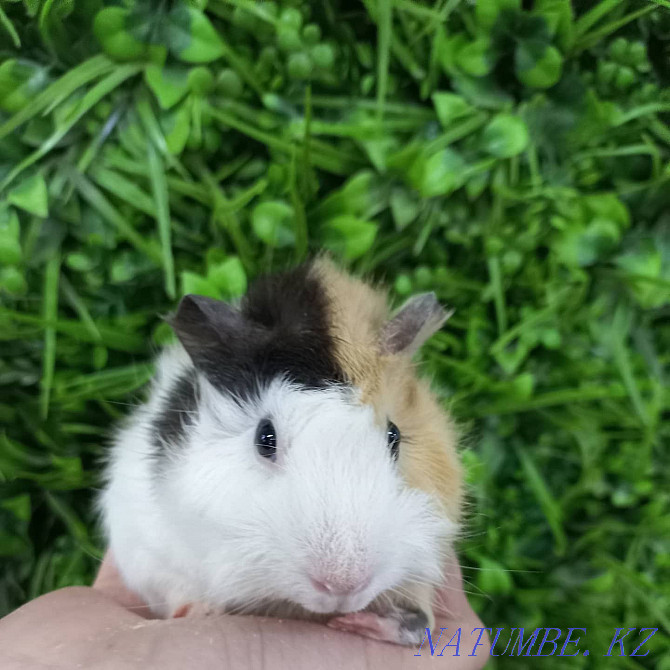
[433,551,471,618]
[427,552,491,667]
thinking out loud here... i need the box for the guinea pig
[100,257,462,646]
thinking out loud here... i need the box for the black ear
[380,292,452,356]
[169,294,245,363]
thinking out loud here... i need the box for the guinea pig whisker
[459,565,539,574]
[105,400,142,408]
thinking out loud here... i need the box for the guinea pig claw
[327,609,429,647]
[172,602,215,618]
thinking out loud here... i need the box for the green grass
[1,0,670,667]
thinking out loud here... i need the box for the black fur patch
[397,608,429,634]
[170,263,347,400]
[151,371,200,451]
[394,608,430,646]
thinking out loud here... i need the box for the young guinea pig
[101,257,462,646]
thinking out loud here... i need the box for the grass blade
[40,253,60,420]
[0,308,146,352]
[59,274,102,343]
[147,142,176,299]
[610,303,651,427]
[1,64,141,189]
[0,54,114,140]
[54,364,154,402]
[574,0,622,37]
[575,5,656,53]
[90,166,157,217]
[73,173,161,264]
[0,5,20,47]
[376,0,393,126]
[514,444,567,556]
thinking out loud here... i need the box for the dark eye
[255,420,277,461]
[387,421,400,461]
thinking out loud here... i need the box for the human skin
[0,552,490,670]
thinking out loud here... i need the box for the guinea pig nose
[309,574,372,596]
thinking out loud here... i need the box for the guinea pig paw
[172,602,216,619]
[327,609,429,647]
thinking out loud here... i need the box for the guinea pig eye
[255,420,277,461]
[387,421,400,461]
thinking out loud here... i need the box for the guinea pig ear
[169,294,245,362]
[380,292,452,356]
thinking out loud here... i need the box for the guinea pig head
[164,261,462,616]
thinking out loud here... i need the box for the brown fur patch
[312,258,462,522]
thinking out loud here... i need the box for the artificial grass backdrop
[1,0,669,666]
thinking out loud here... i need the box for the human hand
[0,551,489,669]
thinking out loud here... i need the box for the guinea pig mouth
[301,591,374,615]
[297,574,376,614]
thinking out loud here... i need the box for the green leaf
[312,171,382,220]
[452,73,513,110]
[555,218,621,267]
[456,38,492,77]
[583,193,630,230]
[216,69,243,98]
[615,240,668,309]
[409,148,466,197]
[181,271,220,298]
[482,114,529,158]
[432,92,474,128]
[166,5,225,64]
[161,103,191,155]
[93,8,148,62]
[109,250,155,284]
[8,173,48,217]
[321,215,378,260]
[515,42,563,89]
[0,206,22,265]
[475,556,514,594]
[359,137,395,172]
[465,170,490,200]
[0,266,27,294]
[1,495,30,522]
[534,0,575,50]
[251,201,296,248]
[0,60,49,114]
[475,0,520,30]
[207,256,247,298]
[145,65,190,109]
[188,66,215,94]
[389,187,420,231]
[287,53,312,80]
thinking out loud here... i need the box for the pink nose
[310,574,372,596]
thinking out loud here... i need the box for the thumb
[93,551,154,618]
[430,552,491,665]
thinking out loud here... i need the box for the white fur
[101,345,456,618]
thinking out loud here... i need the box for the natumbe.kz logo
[414,627,659,658]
